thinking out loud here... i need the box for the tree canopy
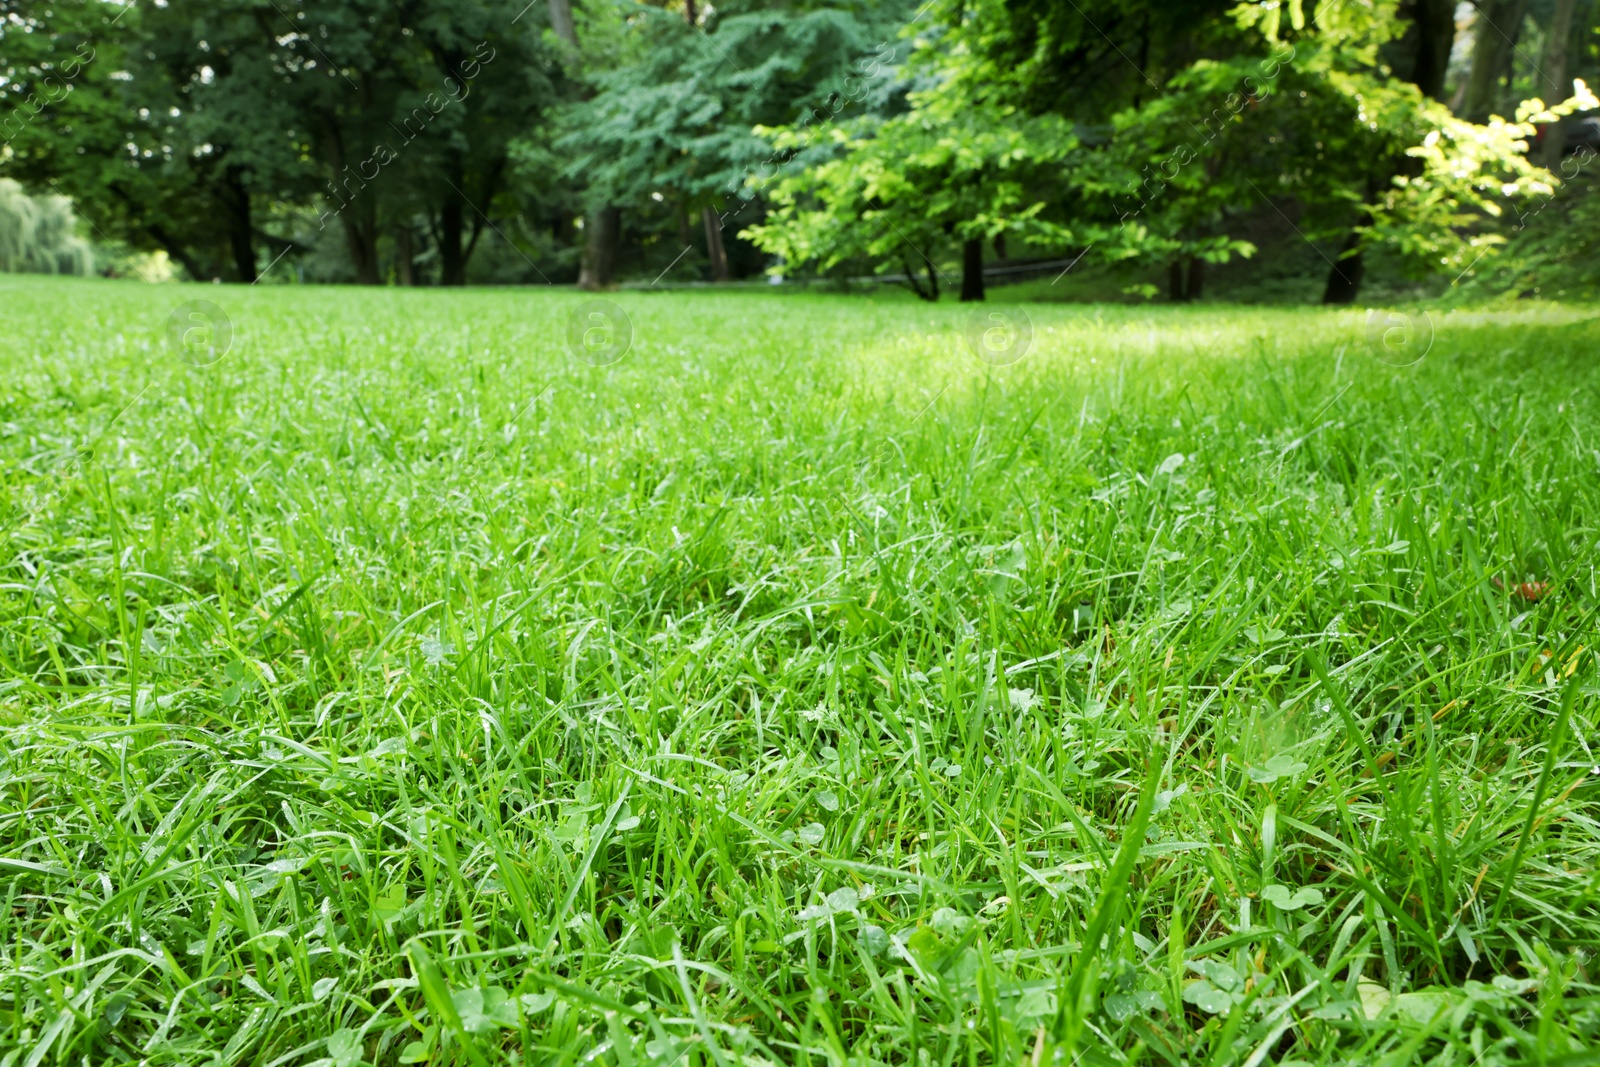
[2,0,1596,300]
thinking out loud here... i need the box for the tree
[266,0,554,285]
[135,0,315,282]
[1,0,253,280]
[1367,83,1598,276]
[746,96,1077,300]
[1235,0,1595,301]
[545,0,618,290]
[0,179,93,274]
[412,4,552,285]
[934,0,1243,119]
[1390,0,1459,100]
[1536,0,1582,167]
[2,0,557,284]
[1063,49,1299,300]
[555,0,915,284]
[1461,0,1532,122]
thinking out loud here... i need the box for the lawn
[2,276,1598,1066]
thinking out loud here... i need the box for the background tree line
[1,0,1597,302]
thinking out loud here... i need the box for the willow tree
[0,179,94,275]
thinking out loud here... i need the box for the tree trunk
[900,253,941,301]
[1168,260,1185,302]
[548,0,576,50]
[900,253,933,301]
[1322,230,1366,304]
[1185,256,1204,302]
[1400,0,1459,100]
[341,198,380,286]
[440,189,466,286]
[1461,0,1531,121]
[1539,0,1579,167]
[960,237,984,301]
[1330,4,1462,310]
[993,233,1008,262]
[322,129,380,285]
[228,221,255,283]
[397,225,416,286]
[441,157,503,286]
[222,172,256,283]
[579,208,621,288]
[702,206,729,282]
[549,0,620,291]
[579,207,619,289]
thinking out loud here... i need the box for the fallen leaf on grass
[1493,576,1550,601]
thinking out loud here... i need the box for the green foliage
[746,95,1078,289]
[750,0,1600,293]
[1118,2,1600,281]
[0,0,558,283]
[1454,164,1600,299]
[1370,84,1600,274]
[7,0,1599,293]
[258,0,558,283]
[534,0,914,282]
[1062,50,1301,268]
[555,1,908,212]
[933,0,1245,116]
[0,178,93,274]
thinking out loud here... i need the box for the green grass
[2,275,1599,1067]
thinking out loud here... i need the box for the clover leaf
[1262,884,1325,910]
[1248,753,1308,783]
